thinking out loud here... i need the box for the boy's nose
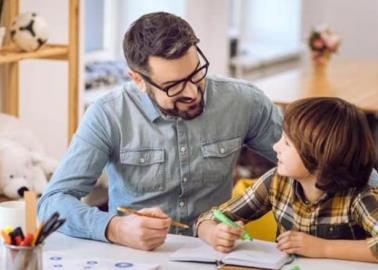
[273,142,279,153]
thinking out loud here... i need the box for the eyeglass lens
[167,65,208,96]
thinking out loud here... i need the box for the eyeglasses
[138,46,209,97]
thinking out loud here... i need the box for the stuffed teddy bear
[0,113,58,199]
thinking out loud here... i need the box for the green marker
[213,209,253,240]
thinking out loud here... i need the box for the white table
[40,233,378,270]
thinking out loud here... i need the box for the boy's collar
[292,179,330,205]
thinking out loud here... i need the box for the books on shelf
[170,239,291,270]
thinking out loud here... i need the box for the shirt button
[180,146,186,153]
[183,177,187,183]
[179,201,185,207]
[220,147,225,154]
[139,157,145,163]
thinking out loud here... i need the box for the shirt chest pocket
[200,137,241,185]
[120,148,166,194]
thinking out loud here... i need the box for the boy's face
[130,46,207,120]
[273,133,311,179]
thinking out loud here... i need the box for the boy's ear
[128,69,147,92]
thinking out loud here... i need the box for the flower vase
[0,27,5,49]
[312,60,328,77]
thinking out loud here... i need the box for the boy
[196,97,378,262]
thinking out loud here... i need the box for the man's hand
[277,230,327,257]
[198,220,243,253]
[106,207,171,250]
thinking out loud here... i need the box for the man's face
[143,46,207,120]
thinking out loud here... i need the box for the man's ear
[128,69,147,92]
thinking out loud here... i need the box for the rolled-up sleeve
[352,187,378,258]
[194,168,275,236]
[37,103,116,242]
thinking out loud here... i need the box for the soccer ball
[10,12,49,52]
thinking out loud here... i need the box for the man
[38,12,282,250]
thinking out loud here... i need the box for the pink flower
[313,39,324,49]
[308,24,341,61]
[324,35,340,51]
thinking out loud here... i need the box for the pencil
[24,191,37,234]
[32,223,43,246]
[117,207,189,229]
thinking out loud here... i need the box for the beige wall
[301,0,378,59]
[186,0,229,76]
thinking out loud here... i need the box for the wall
[242,0,301,45]
[185,0,229,76]
[301,0,378,59]
[18,0,69,159]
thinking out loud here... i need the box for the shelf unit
[0,0,79,141]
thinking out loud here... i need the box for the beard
[146,85,205,120]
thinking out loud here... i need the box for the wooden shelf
[0,44,69,63]
[1,0,79,142]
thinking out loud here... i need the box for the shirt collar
[293,179,329,205]
[140,92,160,122]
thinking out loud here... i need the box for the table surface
[24,233,376,270]
[254,60,378,113]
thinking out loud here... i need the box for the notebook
[169,239,291,270]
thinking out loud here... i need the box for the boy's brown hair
[283,97,376,192]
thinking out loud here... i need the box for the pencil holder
[4,244,43,270]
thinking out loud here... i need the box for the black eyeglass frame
[138,46,210,97]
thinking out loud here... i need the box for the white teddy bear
[0,113,58,199]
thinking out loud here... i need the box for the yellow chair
[232,178,277,242]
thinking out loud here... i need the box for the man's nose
[180,81,199,99]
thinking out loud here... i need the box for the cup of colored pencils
[1,212,65,270]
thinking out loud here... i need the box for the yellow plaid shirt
[196,168,378,258]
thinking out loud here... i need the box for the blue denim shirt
[38,76,283,242]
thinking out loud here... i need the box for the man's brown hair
[123,12,199,74]
[283,97,376,192]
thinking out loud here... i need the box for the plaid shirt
[196,168,378,258]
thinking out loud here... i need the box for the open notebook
[170,239,291,270]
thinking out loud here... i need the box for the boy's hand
[277,230,327,257]
[198,220,243,253]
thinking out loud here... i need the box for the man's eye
[166,82,180,89]
[164,84,175,91]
